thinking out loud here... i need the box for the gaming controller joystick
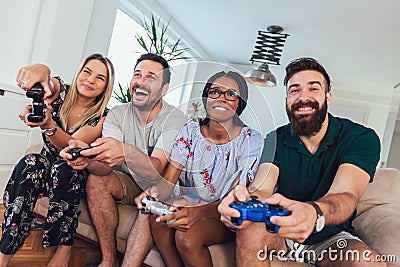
[141,196,176,224]
[66,146,98,161]
[229,196,290,233]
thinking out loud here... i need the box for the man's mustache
[291,100,319,112]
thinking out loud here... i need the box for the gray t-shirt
[102,100,187,176]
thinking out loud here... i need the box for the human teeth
[214,106,227,110]
[136,89,148,95]
[298,107,312,111]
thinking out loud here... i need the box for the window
[107,9,189,110]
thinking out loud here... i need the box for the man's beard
[131,84,162,111]
[286,99,328,137]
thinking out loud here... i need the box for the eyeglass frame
[207,87,241,101]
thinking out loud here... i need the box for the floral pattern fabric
[0,78,106,254]
[170,121,263,203]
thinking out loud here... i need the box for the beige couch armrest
[357,168,400,215]
[353,205,400,266]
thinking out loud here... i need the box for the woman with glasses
[0,54,114,267]
[135,71,263,267]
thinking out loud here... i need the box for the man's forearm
[316,191,358,226]
[124,144,163,181]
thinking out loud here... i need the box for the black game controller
[141,196,176,224]
[229,196,291,233]
[66,146,98,161]
[26,82,45,122]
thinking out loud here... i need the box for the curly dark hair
[283,57,331,92]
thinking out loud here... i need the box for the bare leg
[47,245,71,267]
[121,212,153,267]
[86,173,124,267]
[317,239,387,267]
[150,215,185,267]
[236,222,287,267]
[175,218,235,267]
[0,253,13,267]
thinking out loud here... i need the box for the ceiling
[141,0,400,102]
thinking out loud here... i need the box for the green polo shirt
[260,113,380,245]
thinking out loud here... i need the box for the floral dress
[170,121,263,204]
[0,78,107,254]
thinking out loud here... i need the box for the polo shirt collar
[283,113,340,153]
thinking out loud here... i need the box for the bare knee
[175,230,201,254]
[86,173,124,201]
[86,174,107,196]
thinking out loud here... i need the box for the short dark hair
[134,53,171,86]
[283,57,331,92]
[201,71,248,116]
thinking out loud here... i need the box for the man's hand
[217,185,253,229]
[265,193,317,243]
[81,137,125,167]
[17,63,53,98]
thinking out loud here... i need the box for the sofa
[33,160,400,266]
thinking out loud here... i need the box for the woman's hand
[18,104,35,126]
[60,139,91,170]
[17,63,53,98]
[156,201,204,231]
[19,102,54,129]
[134,186,159,209]
[38,102,55,129]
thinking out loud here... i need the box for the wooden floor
[0,206,103,267]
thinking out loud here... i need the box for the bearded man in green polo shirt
[218,57,385,266]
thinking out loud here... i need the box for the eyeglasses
[207,88,240,101]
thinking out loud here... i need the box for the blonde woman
[0,53,114,267]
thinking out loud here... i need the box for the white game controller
[141,196,176,224]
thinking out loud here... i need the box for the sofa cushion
[357,168,400,215]
[353,206,400,266]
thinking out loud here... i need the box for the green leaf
[113,83,131,103]
[134,13,191,62]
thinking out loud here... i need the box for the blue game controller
[229,196,291,233]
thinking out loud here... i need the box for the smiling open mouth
[297,106,313,111]
[213,106,228,111]
[134,88,149,96]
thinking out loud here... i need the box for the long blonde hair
[59,53,115,132]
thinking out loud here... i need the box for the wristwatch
[307,201,325,233]
[41,126,58,136]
